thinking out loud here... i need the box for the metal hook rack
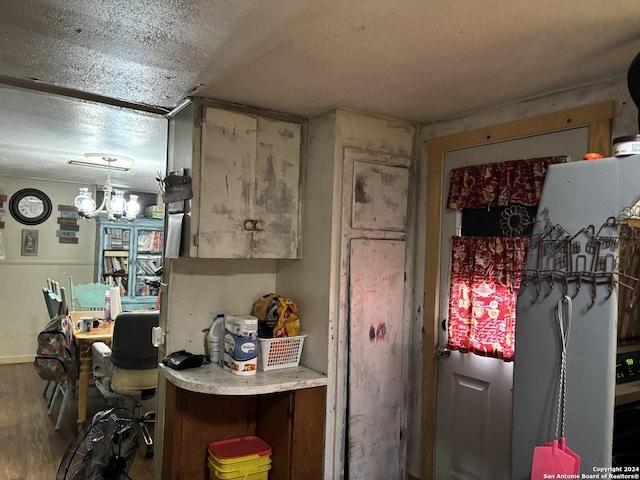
[511,208,640,304]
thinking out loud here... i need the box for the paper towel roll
[225,314,258,336]
[109,286,123,319]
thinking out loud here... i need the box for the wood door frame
[420,100,614,479]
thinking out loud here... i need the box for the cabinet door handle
[243,219,255,231]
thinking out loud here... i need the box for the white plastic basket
[257,334,306,371]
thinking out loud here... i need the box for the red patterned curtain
[446,156,567,209]
[447,236,529,361]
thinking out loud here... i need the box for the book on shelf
[103,228,131,250]
[103,255,129,275]
[136,257,161,276]
[137,230,164,252]
[135,279,158,296]
[104,276,127,296]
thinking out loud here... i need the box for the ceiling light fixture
[74,157,140,222]
[67,159,131,171]
[67,153,133,171]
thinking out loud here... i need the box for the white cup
[80,316,93,333]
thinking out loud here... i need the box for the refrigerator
[512,154,640,478]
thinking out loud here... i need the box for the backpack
[33,314,78,382]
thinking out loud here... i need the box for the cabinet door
[197,106,301,259]
[255,387,326,480]
[253,117,301,258]
[199,107,257,258]
[348,239,406,479]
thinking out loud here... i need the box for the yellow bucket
[207,436,272,480]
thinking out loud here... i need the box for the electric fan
[57,407,140,480]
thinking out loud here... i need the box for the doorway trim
[420,100,614,479]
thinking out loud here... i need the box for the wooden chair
[39,281,74,430]
[42,287,58,319]
[41,279,65,403]
[69,276,107,311]
[42,278,64,317]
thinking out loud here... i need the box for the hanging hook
[608,274,615,299]
[617,279,635,291]
[590,279,597,307]
[615,270,640,284]
[569,272,580,299]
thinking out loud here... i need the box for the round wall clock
[9,188,53,225]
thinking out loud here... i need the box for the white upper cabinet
[171,103,302,259]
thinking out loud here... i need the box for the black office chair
[92,311,159,458]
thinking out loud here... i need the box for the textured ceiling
[1,0,640,190]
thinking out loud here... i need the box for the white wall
[276,111,337,376]
[0,176,95,363]
[421,77,635,141]
[162,257,278,357]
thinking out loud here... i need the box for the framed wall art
[21,229,39,256]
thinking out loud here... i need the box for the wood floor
[0,362,155,480]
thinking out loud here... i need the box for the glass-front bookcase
[95,217,164,310]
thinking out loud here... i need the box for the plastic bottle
[104,290,111,320]
[207,313,225,365]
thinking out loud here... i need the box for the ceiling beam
[0,75,170,116]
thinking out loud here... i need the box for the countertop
[159,362,327,395]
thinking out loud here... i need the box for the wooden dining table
[69,310,113,430]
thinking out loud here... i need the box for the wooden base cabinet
[256,387,326,480]
[161,380,326,480]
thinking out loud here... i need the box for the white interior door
[433,127,589,479]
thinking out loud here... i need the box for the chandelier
[74,158,140,222]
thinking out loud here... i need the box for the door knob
[437,345,451,357]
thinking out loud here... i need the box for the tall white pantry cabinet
[255,110,416,479]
